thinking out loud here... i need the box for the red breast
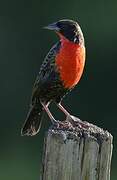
[56,35,85,89]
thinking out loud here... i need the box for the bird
[21,19,86,136]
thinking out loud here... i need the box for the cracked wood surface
[41,116,113,180]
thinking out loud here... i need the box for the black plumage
[21,42,67,136]
[21,19,85,136]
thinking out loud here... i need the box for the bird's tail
[21,103,43,136]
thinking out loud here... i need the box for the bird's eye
[73,36,79,43]
[60,24,67,29]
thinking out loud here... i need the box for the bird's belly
[56,44,85,89]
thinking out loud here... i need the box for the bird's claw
[69,117,89,129]
[52,120,73,130]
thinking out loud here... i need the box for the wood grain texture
[40,116,113,180]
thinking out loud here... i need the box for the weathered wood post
[40,116,113,180]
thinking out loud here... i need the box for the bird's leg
[57,103,70,117]
[46,102,50,107]
[40,101,72,129]
[41,101,57,125]
[57,103,89,129]
[56,103,73,127]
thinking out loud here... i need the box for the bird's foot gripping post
[41,101,73,129]
[40,116,113,180]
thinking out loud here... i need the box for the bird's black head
[44,19,84,44]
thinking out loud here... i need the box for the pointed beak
[43,22,60,31]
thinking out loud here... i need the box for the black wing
[31,41,61,104]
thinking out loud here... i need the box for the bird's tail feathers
[21,103,43,136]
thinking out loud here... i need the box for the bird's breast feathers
[56,38,85,89]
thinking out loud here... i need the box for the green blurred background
[0,0,117,179]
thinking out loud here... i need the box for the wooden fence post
[40,116,113,180]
